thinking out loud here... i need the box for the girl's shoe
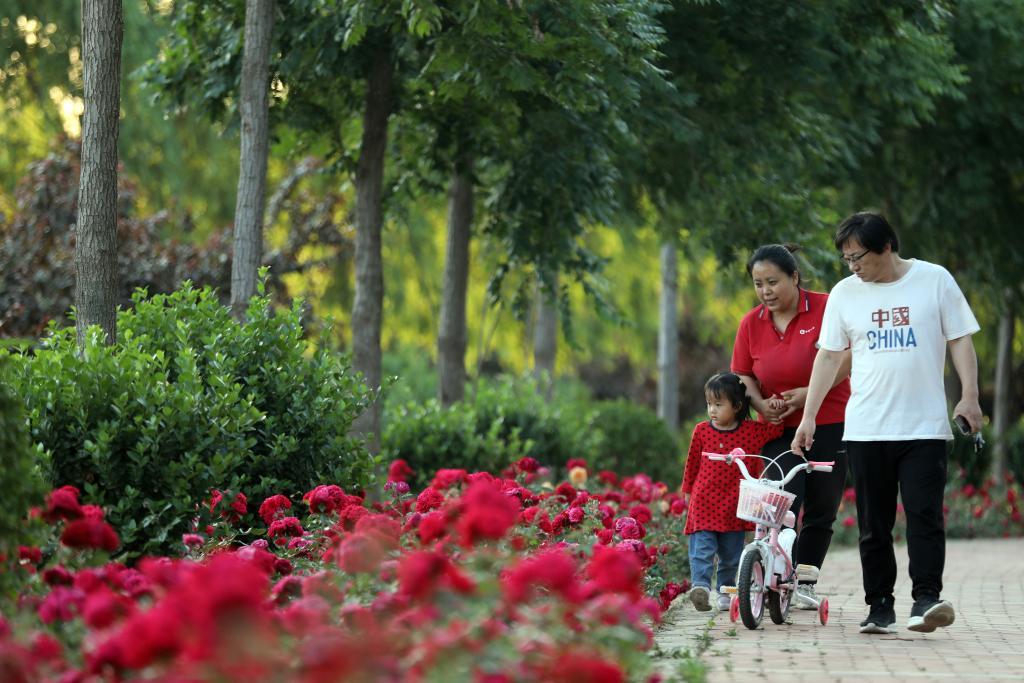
[716,594,732,611]
[795,583,819,610]
[689,585,711,611]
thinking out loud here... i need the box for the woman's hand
[757,393,787,424]
[777,387,808,420]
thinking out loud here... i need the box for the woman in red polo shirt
[731,244,851,609]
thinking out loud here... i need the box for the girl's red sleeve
[681,423,704,494]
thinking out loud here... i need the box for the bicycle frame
[704,447,834,628]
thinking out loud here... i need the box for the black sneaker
[907,597,955,633]
[859,598,896,634]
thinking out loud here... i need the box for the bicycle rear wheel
[768,583,792,624]
[737,551,765,629]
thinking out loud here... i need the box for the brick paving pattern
[654,538,1024,682]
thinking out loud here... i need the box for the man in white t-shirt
[791,212,982,636]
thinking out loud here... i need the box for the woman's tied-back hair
[704,372,751,421]
[746,243,802,286]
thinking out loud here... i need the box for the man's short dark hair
[834,212,900,254]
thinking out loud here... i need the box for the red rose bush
[1,460,692,682]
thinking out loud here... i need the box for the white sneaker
[716,594,732,611]
[795,583,819,610]
[689,585,711,611]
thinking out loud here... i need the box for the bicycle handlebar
[704,448,833,486]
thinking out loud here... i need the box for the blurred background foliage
[2,0,1023,484]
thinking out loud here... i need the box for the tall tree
[230,0,276,319]
[437,152,473,405]
[657,241,679,431]
[349,36,394,449]
[533,272,558,399]
[74,0,122,347]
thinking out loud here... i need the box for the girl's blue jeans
[688,530,746,590]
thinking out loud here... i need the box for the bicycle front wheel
[737,550,765,629]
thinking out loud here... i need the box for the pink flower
[628,504,652,525]
[567,507,585,524]
[182,533,204,548]
[842,515,856,528]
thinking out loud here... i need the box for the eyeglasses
[839,249,870,265]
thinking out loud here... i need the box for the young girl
[681,372,784,611]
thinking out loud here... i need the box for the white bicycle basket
[736,479,796,527]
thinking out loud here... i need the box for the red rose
[387,459,414,483]
[586,545,642,597]
[595,528,614,545]
[502,548,580,603]
[258,494,293,525]
[516,457,540,473]
[267,516,305,545]
[43,485,83,523]
[83,586,133,629]
[305,485,346,514]
[456,482,520,547]
[397,550,474,600]
[61,519,120,552]
[565,458,588,471]
[431,468,468,490]
[416,487,446,513]
[628,504,652,525]
[555,482,577,504]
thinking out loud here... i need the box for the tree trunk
[75,0,123,348]
[991,298,1015,483]
[230,0,275,320]
[657,241,679,432]
[533,272,558,400]
[350,42,393,453]
[437,154,473,407]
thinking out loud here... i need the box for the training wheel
[819,597,829,625]
[729,595,740,623]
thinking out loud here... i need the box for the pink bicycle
[704,448,834,629]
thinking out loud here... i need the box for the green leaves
[6,282,373,557]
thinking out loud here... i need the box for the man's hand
[952,398,983,433]
[791,418,816,456]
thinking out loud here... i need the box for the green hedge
[6,283,373,557]
[0,356,47,557]
[587,399,681,485]
[383,377,682,487]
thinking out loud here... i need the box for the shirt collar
[757,288,811,320]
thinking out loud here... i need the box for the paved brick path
[654,538,1024,682]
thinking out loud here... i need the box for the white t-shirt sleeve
[939,269,981,340]
[818,286,848,352]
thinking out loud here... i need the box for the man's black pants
[847,439,948,606]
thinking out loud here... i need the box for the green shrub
[588,399,681,486]
[0,356,47,557]
[383,375,598,486]
[7,282,372,557]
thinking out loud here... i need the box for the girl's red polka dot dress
[680,420,785,534]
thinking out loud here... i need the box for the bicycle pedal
[719,586,737,595]
[795,564,820,581]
